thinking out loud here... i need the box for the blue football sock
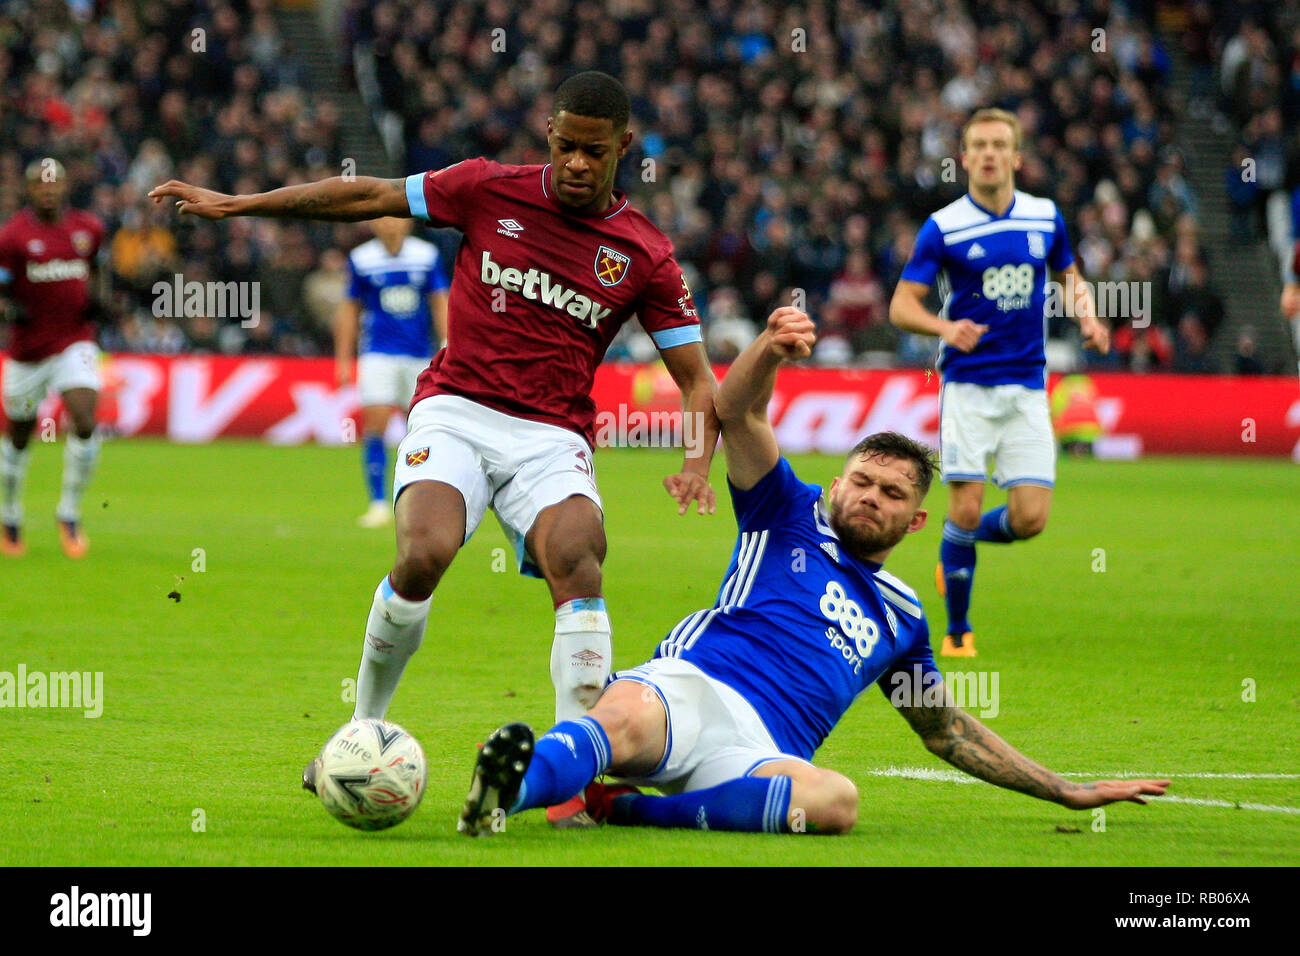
[975,506,1017,543]
[611,776,792,833]
[363,434,386,502]
[940,521,977,635]
[510,717,611,814]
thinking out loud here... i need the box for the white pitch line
[866,767,1300,815]
[1151,795,1300,815]
[1063,772,1300,780]
[865,766,1300,782]
[867,766,974,783]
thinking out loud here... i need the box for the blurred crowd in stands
[1211,0,1300,367]
[0,0,1292,374]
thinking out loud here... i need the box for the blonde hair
[961,109,1022,151]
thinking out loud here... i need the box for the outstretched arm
[714,306,815,490]
[896,696,1169,808]
[149,176,410,222]
[659,341,720,516]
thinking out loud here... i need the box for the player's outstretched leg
[0,422,35,557]
[528,494,611,827]
[458,680,660,835]
[458,722,536,836]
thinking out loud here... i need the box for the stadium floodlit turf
[2,438,1296,866]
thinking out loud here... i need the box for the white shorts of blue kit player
[356,353,427,408]
[2,341,101,420]
[393,394,603,575]
[939,381,1055,488]
[609,658,810,796]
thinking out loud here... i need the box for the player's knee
[816,775,857,832]
[393,528,457,591]
[546,530,605,587]
[590,701,650,766]
[588,680,666,768]
[1011,509,1048,539]
[809,774,858,835]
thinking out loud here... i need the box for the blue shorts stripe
[998,477,1055,489]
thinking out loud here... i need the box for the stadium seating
[2,0,1287,372]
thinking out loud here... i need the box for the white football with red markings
[315,719,427,831]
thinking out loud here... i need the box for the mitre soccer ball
[315,718,427,831]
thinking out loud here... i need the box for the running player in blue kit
[890,108,1110,658]
[335,217,449,528]
[458,307,1166,836]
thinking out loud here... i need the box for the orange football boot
[940,632,977,658]
[58,519,89,559]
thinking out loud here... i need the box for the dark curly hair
[847,432,937,499]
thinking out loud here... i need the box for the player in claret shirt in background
[150,71,719,827]
[0,160,108,559]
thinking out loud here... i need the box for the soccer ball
[315,718,427,831]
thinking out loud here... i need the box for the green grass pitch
[1,438,1297,866]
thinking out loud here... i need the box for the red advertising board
[3,354,1298,458]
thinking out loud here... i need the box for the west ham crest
[594,245,630,287]
[405,447,429,467]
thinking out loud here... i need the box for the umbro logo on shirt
[966,243,986,259]
[497,218,524,239]
[820,541,839,563]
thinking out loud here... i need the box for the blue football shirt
[901,190,1074,388]
[655,458,939,760]
[346,236,449,358]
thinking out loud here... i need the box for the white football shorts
[938,381,1055,488]
[356,352,428,408]
[392,394,602,576]
[609,657,810,795]
[2,340,102,420]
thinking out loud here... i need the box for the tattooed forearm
[284,193,334,217]
[244,177,406,221]
[900,705,1076,804]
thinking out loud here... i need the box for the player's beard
[827,496,910,562]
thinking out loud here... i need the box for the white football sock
[55,431,100,523]
[1,436,32,526]
[353,576,431,720]
[551,598,612,722]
